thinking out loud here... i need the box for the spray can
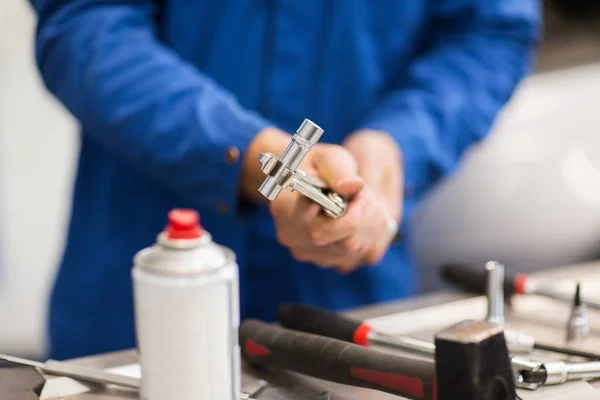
[132,208,240,400]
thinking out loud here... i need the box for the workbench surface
[43,260,600,399]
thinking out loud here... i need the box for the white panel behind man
[0,0,78,358]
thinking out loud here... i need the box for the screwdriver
[441,263,600,310]
[240,319,437,400]
[277,303,600,361]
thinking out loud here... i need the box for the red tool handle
[440,263,529,297]
[240,319,437,400]
[278,303,373,346]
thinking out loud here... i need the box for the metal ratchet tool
[512,357,600,390]
[276,303,600,390]
[258,119,346,218]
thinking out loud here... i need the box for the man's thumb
[311,145,364,197]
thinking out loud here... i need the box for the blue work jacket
[30,0,541,360]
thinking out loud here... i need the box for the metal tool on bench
[441,262,600,310]
[277,303,600,391]
[444,262,600,359]
[566,282,590,343]
[0,354,140,390]
[1,354,268,399]
[486,261,506,325]
[512,357,600,390]
[240,319,437,399]
[240,318,516,399]
[277,305,517,398]
[258,119,346,218]
[484,261,538,353]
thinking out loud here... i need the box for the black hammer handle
[278,303,373,345]
[441,263,526,297]
[240,319,436,400]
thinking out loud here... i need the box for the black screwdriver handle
[240,319,436,400]
[440,263,526,298]
[278,303,372,346]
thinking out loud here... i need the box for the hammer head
[435,320,516,400]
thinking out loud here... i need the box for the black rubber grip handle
[240,319,436,400]
[441,263,516,298]
[278,303,367,344]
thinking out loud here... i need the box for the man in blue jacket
[30,0,541,360]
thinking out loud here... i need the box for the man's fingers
[333,177,364,198]
[271,192,320,247]
[290,248,355,269]
[335,262,361,275]
[310,145,361,191]
[364,241,389,266]
[308,197,368,246]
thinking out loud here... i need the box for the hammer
[240,317,516,399]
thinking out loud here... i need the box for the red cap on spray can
[165,209,203,239]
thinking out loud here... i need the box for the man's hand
[268,143,392,273]
[342,130,404,266]
[241,126,397,274]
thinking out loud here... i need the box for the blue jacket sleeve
[359,0,542,199]
[30,0,271,215]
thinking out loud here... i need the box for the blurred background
[0,0,599,359]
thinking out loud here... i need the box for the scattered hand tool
[2,355,265,399]
[435,319,516,400]
[486,261,506,324]
[484,261,538,354]
[441,263,600,360]
[277,303,600,391]
[240,319,437,400]
[272,307,519,399]
[512,356,600,390]
[566,282,590,343]
[441,262,600,310]
[278,303,435,357]
[0,354,140,390]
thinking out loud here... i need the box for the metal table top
[42,260,600,399]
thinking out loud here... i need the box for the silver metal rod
[0,354,140,390]
[43,360,141,390]
[485,261,505,324]
[368,332,435,357]
[566,361,600,381]
[0,354,44,369]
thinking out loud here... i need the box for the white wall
[0,0,78,357]
[412,63,600,292]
